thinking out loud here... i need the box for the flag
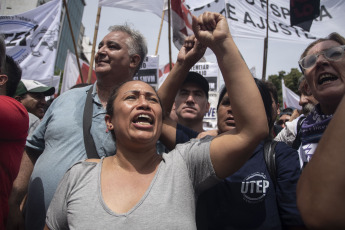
[60,50,96,94]
[290,0,320,31]
[171,0,194,50]
[282,79,301,110]
[158,62,175,89]
[0,0,61,82]
[98,0,194,50]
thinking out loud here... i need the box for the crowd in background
[1,11,345,230]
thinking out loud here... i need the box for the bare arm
[297,94,345,229]
[6,147,40,230]
[193,12,268,179]
[158,35,206,149]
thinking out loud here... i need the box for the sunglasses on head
[299,45,345,71]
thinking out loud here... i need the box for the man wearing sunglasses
[276,32,345,169]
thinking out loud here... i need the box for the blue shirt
[196,141,304,229]
[25,84,116,230]
[174,124,304,229]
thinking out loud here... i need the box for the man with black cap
[174,71,210,133]
[14,79,55,119]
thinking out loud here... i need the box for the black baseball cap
[183,72,209,99]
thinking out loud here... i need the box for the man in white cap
[14,79,55,119]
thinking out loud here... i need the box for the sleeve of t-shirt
[45,165,73,230]
[175,123,199,145]
[274,142,304,227]
[0,96,28,140]
[175,136,221,194]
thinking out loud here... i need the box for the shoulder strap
[264,140,278,188]
[292,116,306,150]
[83,85,99,159]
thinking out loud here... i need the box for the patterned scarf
[300,104,333,145]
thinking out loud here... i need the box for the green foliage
[267,68,302,107]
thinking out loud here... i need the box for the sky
[81,0,344,79]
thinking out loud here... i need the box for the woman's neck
[111,148,162,174]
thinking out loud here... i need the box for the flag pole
[155,10,165,55]
[87,6,102,84]
[62,0,84,83]
[261,0,269,81]
[168,0,172,70]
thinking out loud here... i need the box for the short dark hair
[3,55,22,97]
[182,72,209,99]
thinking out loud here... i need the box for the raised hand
[192,12,232,52]
[176,35,206,68]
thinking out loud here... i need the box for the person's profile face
[21,92,47,119]
[95,31,133,83]
[217,93,236,134]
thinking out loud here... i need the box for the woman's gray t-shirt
[46,136,220,229]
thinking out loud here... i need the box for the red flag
[171,0,193,49]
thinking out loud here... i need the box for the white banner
[282,79,301,110]
[0,0,61,82]
[98,0,164,18]
[188,0,344,43]
[185,0,214,10]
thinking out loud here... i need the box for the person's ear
[130,54,141,70]
[105,114,114,131]
[0,74,8,86]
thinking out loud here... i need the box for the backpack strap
[83,85,99,159]
[264,140,278,188]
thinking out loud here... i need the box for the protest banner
[134,55,159,89]
[0,0,61,84]
[187,0,344,43]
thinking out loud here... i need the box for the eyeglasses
[299,45,345,70]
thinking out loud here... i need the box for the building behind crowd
[0,0,87,71]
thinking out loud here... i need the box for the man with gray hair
[7,25,147,230]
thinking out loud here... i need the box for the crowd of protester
[1,10,345,230]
